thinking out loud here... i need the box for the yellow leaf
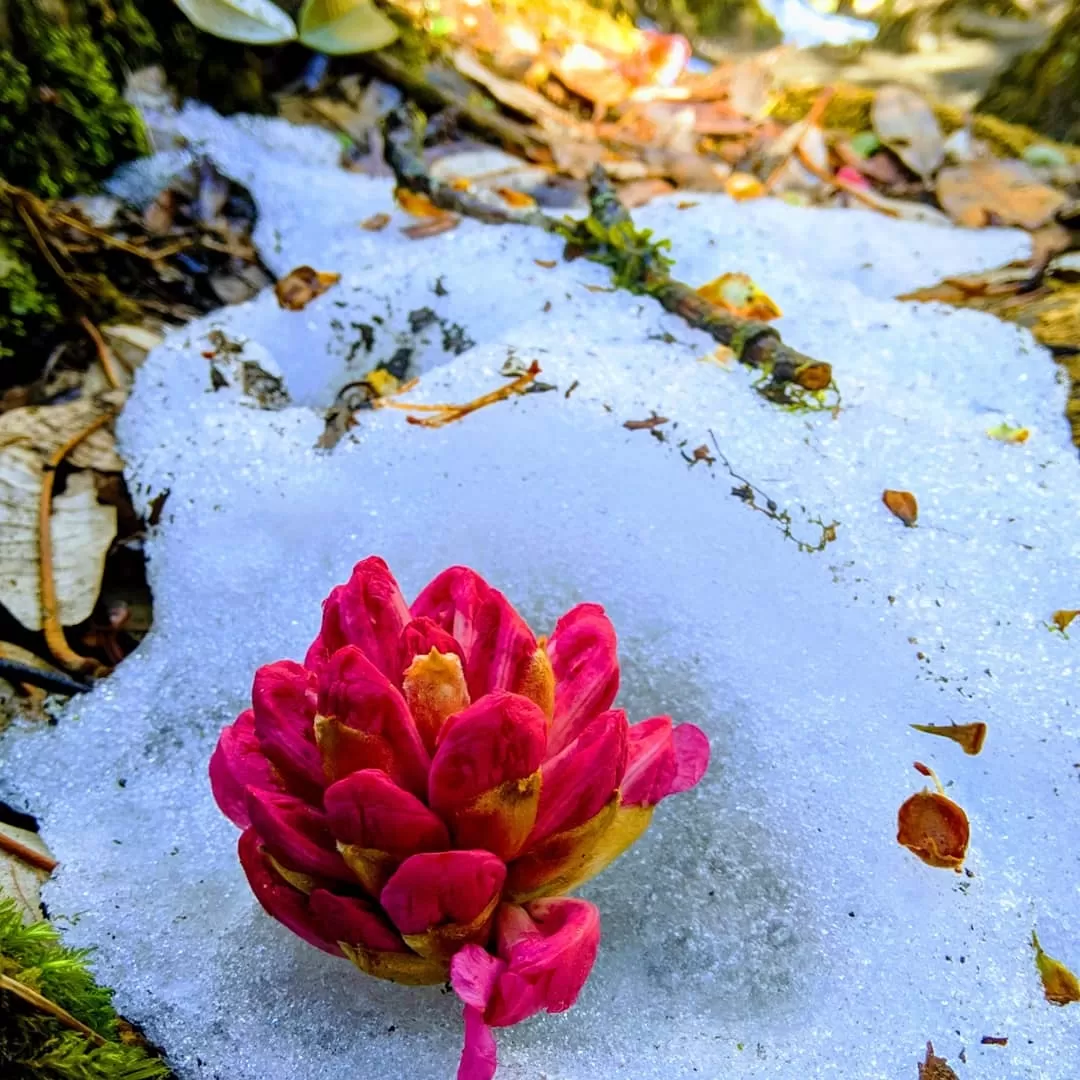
[297,0,398,56]
[495,187,537,208]
[1051,609,1079,632]
[697,272,781,321]
[394,189,444,218]
[1032,930,1080,1006]
[910,722,987,755]
[274,266,340,311]
[725,172,765,201]
[987,421,1029,443]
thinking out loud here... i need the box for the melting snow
[3,105,1079,1080]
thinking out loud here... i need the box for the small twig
[38,412,115,676]
[383,106,831,392]
[0,830,58,873]
[375,362,542,427]
[78,315,124,390]
[793,145,901,218]
[0,972,107,1046]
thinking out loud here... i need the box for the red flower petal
[308,888,406,953]
[237,828,339,955]
[317,646,430,797]
[411,567,536,699]
[244,788,350,881]
[318,557,411,679]
[457,1005,498,1080]
[493,898,601,1018]
[323,769,449,856]
[251,661,323,800]
[428,692,547,813]
[450,944,505,1010]
[209,709,283,828]
[399,616,464,676]
[547,604,620,754]
[620,717,710,807]
[380,850,506,936]
[529,709,628,844]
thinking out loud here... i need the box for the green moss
[0,0,151,199]
[0,897,173,1079]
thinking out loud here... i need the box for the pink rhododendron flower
[210,557,709,1079]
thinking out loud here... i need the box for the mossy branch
[384,104,834,403]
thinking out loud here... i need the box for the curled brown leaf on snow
[917,1041,958,1080]
[910,722,987,756]
[897,763,969,872]
[882,489,918,526]
[274,266,341,311]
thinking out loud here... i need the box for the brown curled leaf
[1032,930,1080,1006]
[360,212,391,231]
[897,764,969,871]
[917,1041,958,1080]
[275,266,340,311]
[883,489,918,527]
[1051,610,1079,633]
[910,722,987,756]
[623,414,669,431]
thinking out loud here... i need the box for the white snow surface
[4,106,1080,1080]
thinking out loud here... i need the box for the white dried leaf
[173,0,297,45]
[0,397,123,472]
[0,446,117,631]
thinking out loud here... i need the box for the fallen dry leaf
[534,259,557,269]
[980,1036,1008,1046]
[623,414,668,431]
[0,820,54,921]
[872,85,944,179]
[274,266,341,311]
[553,42,633,115]
[910,722,987,756]
[495,186,537,208]
[725,172,765,201]
[1051,609,1079,632]
[0,396,123,473]
[697,272,781,321]
[394,188,445,218]
[917,1041,958,1080]
[1032,930,1080,1005]
[0,446,117,631]
[676,199,699,210]
[882,489,918,527]
[360,212,391,231]
[937,161,1066,230]
[403,215,461,240]
[987,421,1030,443]
[897,763,969,871]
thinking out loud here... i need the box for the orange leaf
[274,266,340,311]
[395,188,445,218]
[910,722,987,756]
[936,160,1065,230]
[360,212,391,232]
[697,272,781,321]
[793,362,832,391]
[882,489,918,527]
[496,187,536,208]
[451,178,473,192]
[725,172,765,201]
[897,764,969,871]
[1051,609,1079,632]
[1032,930,1080,1005]
[534,259,557,269]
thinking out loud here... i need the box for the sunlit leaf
[297,0,398,55]
[897,763,969,871]
[496,187,537,208]
[987,421,1030,444]
[910,722,987,756]
[697,272,781,321]
[174,0,298,44]
[1032,930,1080,1006]
[882,489,918,527]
